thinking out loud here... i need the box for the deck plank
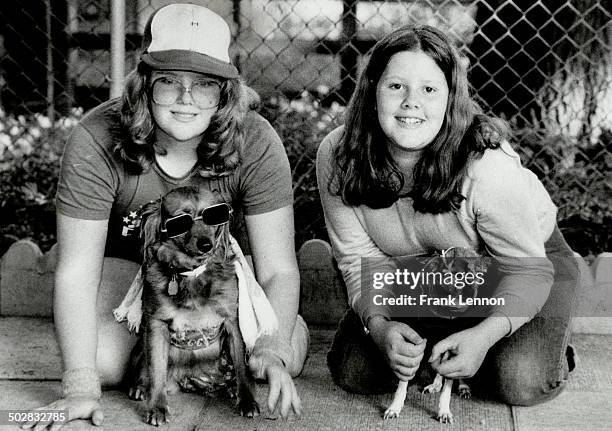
[1,318,611,430]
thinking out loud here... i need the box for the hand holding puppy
[369,317,427,381]
[429,316,511,379]
[429,328,489,379]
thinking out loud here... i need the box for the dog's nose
[196,238,213,253]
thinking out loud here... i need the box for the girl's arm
[245,205,299,348]
[315,131,397,327]
[23,214,109,430]
[315,130,426,382]
[430,146,556,378]
[55,214,108,374]
[469,145,556,335]
[244,205,302,419]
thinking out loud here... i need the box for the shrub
[0,108,82,255]
[259,90,345,246]
[513,127,612,260]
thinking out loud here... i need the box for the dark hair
[117,62,247,176]
[330,25,508,213]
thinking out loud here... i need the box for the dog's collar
[167,260,210,296]
[169,323,223,350]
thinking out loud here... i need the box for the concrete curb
[1,239,610,333]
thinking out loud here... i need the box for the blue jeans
[327,227,579,406]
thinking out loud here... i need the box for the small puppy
[384,353,471,424]
[126,186,259,426]
[384,248,487,423]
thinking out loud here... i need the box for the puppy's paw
[423,381,442,394]
[145,406,170,426]
[437,410,454,424]
[383,407,401,419]
[237,396,260,418]
[128,385,147,401]
[458,385,472,399]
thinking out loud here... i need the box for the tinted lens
[201,204,231,225]
[164,214,193,237]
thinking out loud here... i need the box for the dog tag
[168,276,179,296]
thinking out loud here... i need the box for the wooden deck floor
[1,317,611,431]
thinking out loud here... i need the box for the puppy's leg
[437,378,454,424]
[424,350,449,395]
[383,380,408,419]
[224,319,260,418]
[144,317,171,426]
[458,378,471,399]
[423,373,444,394]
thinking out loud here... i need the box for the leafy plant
[259,90,345,246]
[514,127,612,260]
[0,108,82,255]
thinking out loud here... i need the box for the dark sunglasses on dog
[161,203,233,238]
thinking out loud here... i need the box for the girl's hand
[368,317,427,381]
[20,396,103,431]
[260,356,302,420]
[428,327,491,379]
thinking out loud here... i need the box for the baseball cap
[140,3,239,79]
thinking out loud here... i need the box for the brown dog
[126,186,259,426]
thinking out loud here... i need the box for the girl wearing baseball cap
[21,3,307,429]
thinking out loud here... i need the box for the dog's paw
[128,385,147,401]
[458,386,472,399]
[145,406,170,426]
[437,410,454,424]
[237,397,260,418]
[383,407,401,419]
[423,382,442,394]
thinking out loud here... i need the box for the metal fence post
[339,0,358,104]
[44,0,54,121]
[110,0,125,99]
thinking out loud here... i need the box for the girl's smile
[395,116,425,126]
[170,110,200,122]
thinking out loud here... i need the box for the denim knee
[493,350,569,406]
[327,342,396,395]
[327,310,396,394]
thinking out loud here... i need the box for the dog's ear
[138,199,162,252]
[216,223,236,262]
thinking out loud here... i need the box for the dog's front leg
[437,378,454,424]
[126,337,148,401]
[384,380,408,419]
[144,317,171,426]
[224,319,260,418]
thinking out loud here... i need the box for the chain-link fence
[1,0,611,258]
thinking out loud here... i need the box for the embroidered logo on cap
[148,3,231,63]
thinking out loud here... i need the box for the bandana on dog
[113,235,278,353]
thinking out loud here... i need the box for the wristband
[363,314,390,335]
[61,367,102,400]
[248,334,293,379]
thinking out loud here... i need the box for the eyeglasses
[161,203,233,238]
[151,76,222,109]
